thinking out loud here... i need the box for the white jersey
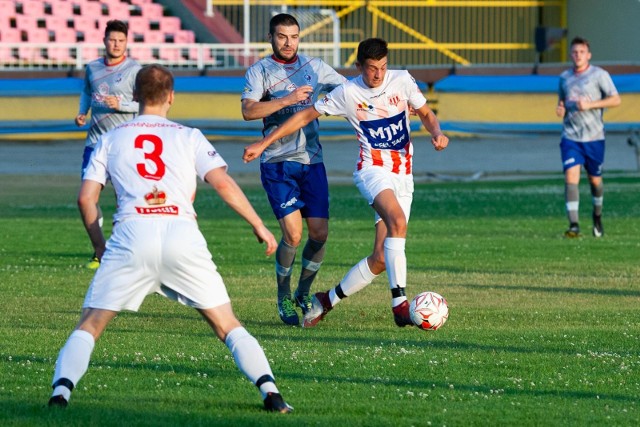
[79,56,141,147]
[242,54,345,164]
[83,115,227,224]
[314,70,427,175]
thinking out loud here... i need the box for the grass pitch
[0,174,639,426]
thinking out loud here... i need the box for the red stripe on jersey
[390,150,401,174]
[404,142,413,174]
[371,149,383,167]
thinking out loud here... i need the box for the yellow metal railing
[210,0,566,67]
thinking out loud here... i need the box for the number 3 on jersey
[135,134,165,180]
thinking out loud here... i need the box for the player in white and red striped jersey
[243,38,449,329]
[49,65,292,413]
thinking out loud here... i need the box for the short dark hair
[357,38,388,65]
[570,36,590,51]
[134,64,174,105]
[269,13,299,35]
[105,20,129,38]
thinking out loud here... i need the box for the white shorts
[353,167,414,224]
[83,218,230,312]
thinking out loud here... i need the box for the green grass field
[1,174,639,426]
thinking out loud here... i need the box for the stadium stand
[0,0,197,66]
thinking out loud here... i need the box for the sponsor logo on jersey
[360,111,409,150]
[357,101,375,112]
[144,186,166,205]
[207,150,218,157]
[286,83,297,92]
[304,73,312,84]
[280,196,298,209]
[135,205,179,215]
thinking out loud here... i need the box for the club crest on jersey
[304,73,312,84]
[208,150,218,157]
[144,186,167,205]
[360,111,409,150]
[389,95,400,106]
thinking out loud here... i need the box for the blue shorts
[560,137,605,176]
[81,145,94,178]
[260,161,329,220]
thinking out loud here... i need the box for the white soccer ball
[409,291,449,330]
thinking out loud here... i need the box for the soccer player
[241,13,346,325]
[556,36,621,238]
[243,38,449,328]
[76,20,141,269]
[48,65,292,413]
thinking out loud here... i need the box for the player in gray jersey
[75,20,141,269]
[241,13,346,325]
[556,37,620,238]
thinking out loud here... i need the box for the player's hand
[287,85,314,105]
[555,101,566,117]
[243,142,266,163]
[252,224,277,256]
[104,95,120,110]
[75,114,87,127]
[576,97,591,111]
[431,133,449,151]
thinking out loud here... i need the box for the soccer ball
[409,291,449,330]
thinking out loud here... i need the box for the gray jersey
[79,56,141,147]
[242,54,345,164]
[558,65,618,142]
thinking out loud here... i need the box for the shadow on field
[456,282,640,297]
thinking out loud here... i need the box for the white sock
[225,327,278,398]
[51,329,95,401]
[330,258,378,306]
[384,237,407,307]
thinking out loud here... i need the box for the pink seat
[140,3,163,18]
[129,46,156,62]
[0,0,16,18]
[45,16,70,31]
[78,1,105,18]
[106,2,131,18]
[14,14,39,30]
[72,16,98,32]
[49,0,74,17]
[54,27,78,43]
[19,0,45,16]
[143,30,164,44]
[0,27,20,63]
[159,16,181,33]
[82,28,104,43]
[127,16,149,33]
[174,30,195,44]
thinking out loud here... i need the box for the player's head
[134,64,174,107]
[103,20,129,62]
[268,13,300,62]
[356,38,388,89]
[569,36,591,72]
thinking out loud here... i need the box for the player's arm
[204,167,277,255]
[76,79,92,127]
[243,106,322,163]
[414,103,449,151]
[576,93,621,111]
[77,179,106,259]
[241,85,314,121]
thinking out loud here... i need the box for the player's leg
[260,162,307,325]
[49,308,117,407]
[81,145,102,269]
[560,138,584,237]
[276,211,303,325]
[371,189,413,326]
[294,163,330,313]
[584,140,605,237]
[198,304,292,413]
